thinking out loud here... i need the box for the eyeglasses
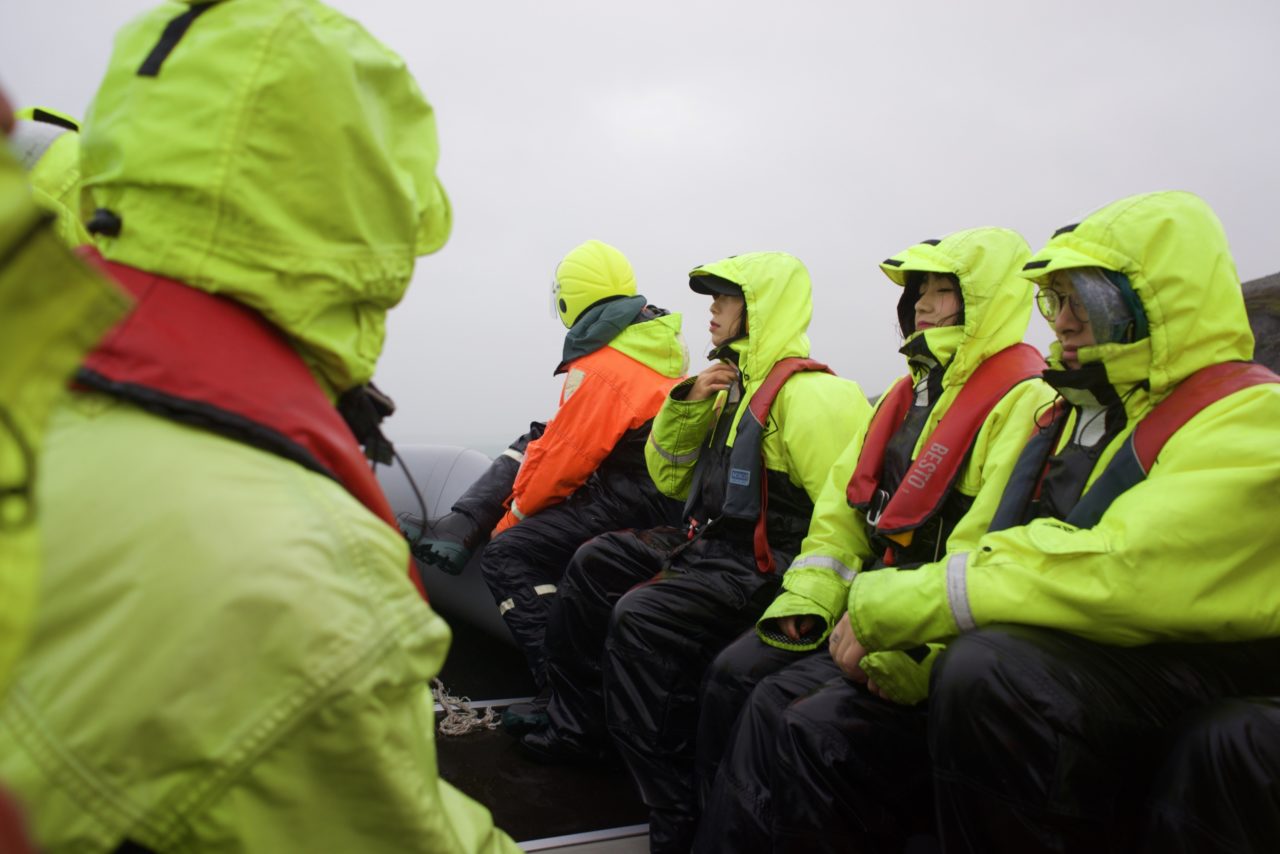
[1035,288,1088,323]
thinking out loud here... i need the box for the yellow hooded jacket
[646,252,871,557]
[0,2,517,851]
[0,148,128,693]
[850,191,1280,655]
[756,228,1055,703]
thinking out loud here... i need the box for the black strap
[112,840,157,854]
[137,2,218,77]
[29,108,79,132]
[337,382,397,466]
[75,366,337,485]
[987,409,1069,533]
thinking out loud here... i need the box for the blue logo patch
[729,468,752,486]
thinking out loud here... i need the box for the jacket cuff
[757,589,833,651]
[778,564,852,623]
[849,553,970,650]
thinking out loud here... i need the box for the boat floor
[434,607,649,849]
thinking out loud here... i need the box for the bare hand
[687,362,739,401]
[827,612,869,683]
[777,614,819,642]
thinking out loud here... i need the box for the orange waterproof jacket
[495,307,686,533]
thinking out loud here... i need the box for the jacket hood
[880,227,1034,386]
[558,297,687,378]
[1019,191,1253,401]
[610,309,688,379]
[691,251,812,382]
[79,0,452,394]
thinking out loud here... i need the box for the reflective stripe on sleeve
[510,500,526,521]
[648,432,700,465]
[789,554,857,583]
[498,598,515,615]
[501,448,524,463]
[946,551,976,631]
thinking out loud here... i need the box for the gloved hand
[859,644,946,706]
[398,511,479,576]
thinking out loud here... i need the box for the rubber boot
[401,422,545,575]
[405,510,488,575]
[501,687,551,736]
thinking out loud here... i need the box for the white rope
[431,678,501,736]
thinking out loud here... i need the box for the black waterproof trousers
[696,648,933,854]
[481,483,680,687]
[452,423,545,528]
[603,538,782,854]
[931,625,1280,853]
[541,527,687,752]
[695,629,812,809]
[1141,697,1280,853]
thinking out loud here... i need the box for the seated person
[0,91,129,854]
[715,191,1280,852]
[520,251,872,853]
[0,2,518,850]
[694,226,1053,852]
[407,241,687,721]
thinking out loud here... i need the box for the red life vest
[846,343,1045,559]
[1065,360,1280,527]
[721,357,834,573]
[76,249,427,602]
[0,788,35,854]
[990,361,1280,532]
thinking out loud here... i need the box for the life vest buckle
[866,488,891,527]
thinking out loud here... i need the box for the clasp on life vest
[685,516,701,541]
[866,488,891,527]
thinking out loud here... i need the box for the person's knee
[478,533,532,592]
[609,583,662,645]
[1171,698,1280,770]
[932,626,1075,725]
[707,634,766,688]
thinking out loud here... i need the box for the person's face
[709,293,745,346]
[1042,271,1096,369]
[913,273,962,331]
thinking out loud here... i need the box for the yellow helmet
[553,239,637,328]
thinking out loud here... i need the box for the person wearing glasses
[703,191,1280,853]
[692,227,1055,853]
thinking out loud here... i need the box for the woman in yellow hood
[692,226,1054,853]
[732,192,1280,853]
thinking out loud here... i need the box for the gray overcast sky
[5,1,1279,454]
